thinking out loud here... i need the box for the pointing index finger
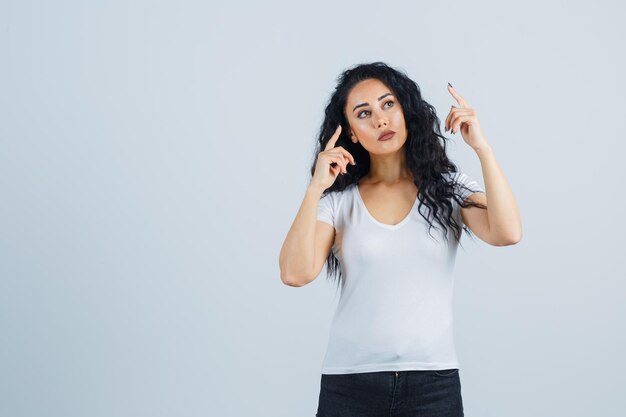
[324,124,342,151]
[447,84,469,108]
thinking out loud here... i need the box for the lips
[378,130,395,141]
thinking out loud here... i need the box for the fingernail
[448,82,453,88]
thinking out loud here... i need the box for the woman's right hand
[310,125,356,191]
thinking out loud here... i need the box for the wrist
[307,181,326,195]
[472,143,493,155]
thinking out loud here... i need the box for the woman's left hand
[444,84,490,151]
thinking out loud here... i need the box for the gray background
[1,1,624,416]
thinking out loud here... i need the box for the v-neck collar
[353,183,418,230]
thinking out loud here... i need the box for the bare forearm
[279,183,325,285]
[474,144,522,243]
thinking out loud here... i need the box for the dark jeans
[316,369,464,417]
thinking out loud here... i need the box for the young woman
[279,62,522,417]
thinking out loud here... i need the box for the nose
[371,108,389,127]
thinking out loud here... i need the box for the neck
[361,149,412,185]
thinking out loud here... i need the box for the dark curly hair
[310,61,487,291]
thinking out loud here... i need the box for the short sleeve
[317,192,335,228]
[453,171,485,202]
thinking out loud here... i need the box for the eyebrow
[352,93,394,113]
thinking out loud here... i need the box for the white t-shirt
[316,171,484,375]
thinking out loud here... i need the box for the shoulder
[441,170,484,203]
[441,171,481,188]
[441,171,466,183]
[321,184,355,199]
[319,184,355,214]
[317,185,354,228]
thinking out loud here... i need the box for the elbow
[508,227,523,245]
[494,230,522,246]
[282,278,305,287]
[280,270,311,287]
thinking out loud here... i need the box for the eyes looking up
[356,100,395,119]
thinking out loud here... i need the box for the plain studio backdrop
[1,1,624,416]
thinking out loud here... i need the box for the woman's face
[344,78,408,154]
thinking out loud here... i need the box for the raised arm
[444,83,522,246]
[279,183,334,286]
[279,125,355,286]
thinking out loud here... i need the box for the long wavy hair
[310,62,487,291]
